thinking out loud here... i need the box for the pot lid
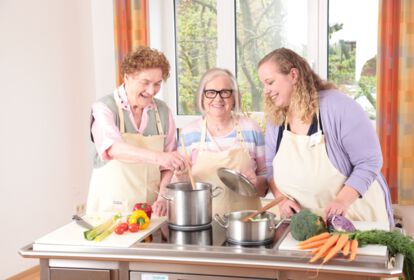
[217,168,258,197]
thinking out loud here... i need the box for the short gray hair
[197,68,241,115]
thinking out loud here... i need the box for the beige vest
[86,91,165,214]
[273,115,389,224]
[191,117,262,216]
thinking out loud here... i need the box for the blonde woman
[258,48,393,227]
[175,68,267,215]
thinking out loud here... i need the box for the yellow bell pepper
[128,209,150,230]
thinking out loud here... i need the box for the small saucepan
[214,210,284,245]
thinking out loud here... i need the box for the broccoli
[290,210,327,241]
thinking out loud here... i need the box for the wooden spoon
[241,196,286,222]
[180,138,196,190]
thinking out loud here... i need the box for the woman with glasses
[258,48,393,227]
[174,68,268,215]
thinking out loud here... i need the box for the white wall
[0,0,110,278]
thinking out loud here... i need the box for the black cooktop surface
[141,221,289,249]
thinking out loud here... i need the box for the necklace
[205,116,237,151]
[206,116,234,136]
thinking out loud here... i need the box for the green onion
[83,213,121,241]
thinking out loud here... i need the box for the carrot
[322,234,349,264]
[311,247,321,255]
[298,239,329,249]
[298,232,331,246]
[320,246,334,258]
[342,240,351,256]
[309,234,340,263]
[349,239,358,261]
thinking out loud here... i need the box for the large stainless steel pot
[169,227,212,246]
[161,182,222,227]
[214,210,283,244]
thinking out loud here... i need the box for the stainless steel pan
[214,210,284,244]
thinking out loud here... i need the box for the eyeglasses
[203,89,233,99]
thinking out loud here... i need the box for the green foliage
[328,23,377,120]
[176,0,217,115]
[236,0,289,112]
[176,0,288,115]
[346,230,414,280]
[176,5,377,119]
[290,210,327,241]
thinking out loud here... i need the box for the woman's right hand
[157,151,186,171]
[152,196,167,216]
[279,198,301,218]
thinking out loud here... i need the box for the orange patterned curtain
[377,0,400,203]
[377,0,414,204]
[113,0,148,86]
[396,0,414,205]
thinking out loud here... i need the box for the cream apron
[86,91,165,214]
[191,117,262,216]
[273,114,389,223]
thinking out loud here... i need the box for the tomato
[118,222,129,231]
[128,223,139,232]
[114,225,125,235]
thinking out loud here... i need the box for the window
[328,0,379,120]
[149,0,377,126]
[236,0,310,112]
[175,0,218,115]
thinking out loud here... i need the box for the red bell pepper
[132,203,152,219]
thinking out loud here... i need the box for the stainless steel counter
[19,221,404,280]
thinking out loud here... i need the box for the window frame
[148,0,328,129]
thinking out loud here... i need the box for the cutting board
[278,221,389,256]
[33,215,167,251]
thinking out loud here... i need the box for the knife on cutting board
[72,215,94,230]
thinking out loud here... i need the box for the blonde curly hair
[121,46,170,80]
[258,48,335,125]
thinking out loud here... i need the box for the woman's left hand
[323,199,348,220]
[324,185,359,220]
[152,197,167,216]
[240,168,257,187]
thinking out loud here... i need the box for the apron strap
[200,118,208,151]
[316,111,321,132]
[152,99,165,135]
[234,115,247,150]
[114,89,126,134]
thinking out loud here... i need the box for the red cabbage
[327,215,356,232]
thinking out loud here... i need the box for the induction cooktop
[141,220,289,249]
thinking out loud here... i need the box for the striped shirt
[179,116,266,176]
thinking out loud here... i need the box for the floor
[7,266,39,280]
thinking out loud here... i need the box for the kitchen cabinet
[50,267,117,280]
[130,271,271,280]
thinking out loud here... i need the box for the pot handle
[213,213,228,228]
[269,217,288,231]
[211,186,223,198]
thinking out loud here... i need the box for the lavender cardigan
[265,89,394,225]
